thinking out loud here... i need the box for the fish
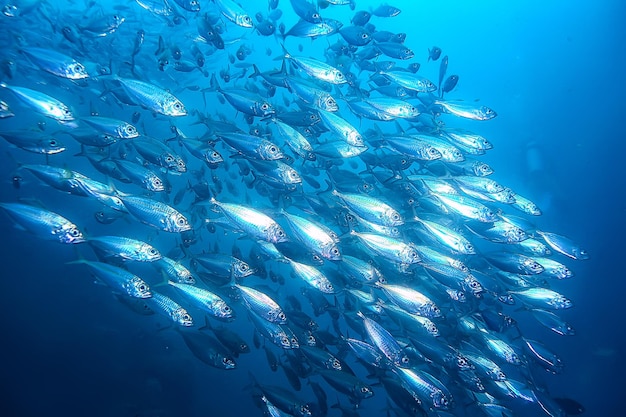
[208,198,288,243]
[0,83,74,121]
[428,46,442,61]
[119,195,191,232]
[67,259,152,298]
[20,47,88,79]
[168,281,235,321]
[87,235,161,262]
[0,202,85,244]
[112,77,187,116]
[145,291,194,326]
[535,230,589,260]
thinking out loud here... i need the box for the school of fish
[0,1,588,417]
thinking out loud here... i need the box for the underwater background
[0,0,624,416]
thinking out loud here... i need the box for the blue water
[0,0,624,416]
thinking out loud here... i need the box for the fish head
[573,247,590,260]
[278,166,302,184]
[383,208,403,226]
[117,123,138,139]
[205,149,223,165]
[127,277,152,299]
[146,174,165,192]
[139,244,161,261]
[260,140,283,160]
[167,213,191,233]
[164,98,187,117]
[433,390,452,409]
[355,383,374,399]
[267,223,288,244]
[52,104,74,122]
[400,245,420,264]
[236,14,254,28]
[218,354,236,370]
[320,95,338,112]
[255,101,275,117]
[65,63,89,80]
[295,404,311,417]
[322,244,341,261]
[215,301,235,321]
[58,223,86,244]
[474,162,494,176]
[172,307,193,327]
[277,333,291,349]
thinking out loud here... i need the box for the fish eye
[154,179,162,185]
[183,314,191,321]
[281,336,289,344]
[50,140,57,146]
[360,386,369,393]
[392,213,400,220]
[149,248,157,255]
[332,248,339,255]
[401,356,409,364]
[270,146,277,153]
[138,284,147,291]
[70,228,80,236]
[279,312,286,320]
[177,218,186,225]
[212,152,219,158]
[361,33,368,39]
[174,103,182,110]
[240,343,247,350]
[261,103,269,110]
[166,156,174,162]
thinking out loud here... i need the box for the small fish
[20,47,88,79]
[0,202,84,244]
[68,259,152,298]
[119,195,191,233]
[536,230,589,260]
[428,46,442,61]
[113,77,187,116]
[145,291,194,326]
[0,83,74,121]
[87,236,161,262]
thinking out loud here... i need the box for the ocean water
[0,1,624,417]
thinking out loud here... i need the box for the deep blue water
[0,1,624,416]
